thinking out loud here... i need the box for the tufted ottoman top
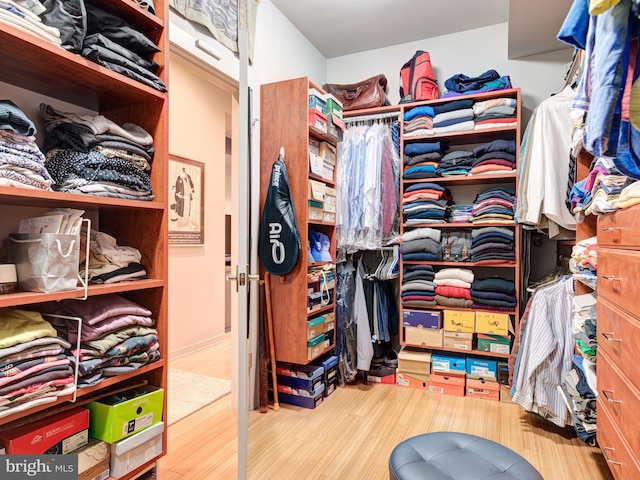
[389,432,543,480]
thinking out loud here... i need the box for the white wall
[327,22,574,119]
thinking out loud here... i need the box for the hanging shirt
[512,276,574,427]
[516,87,576,238]
[354,261,373,371]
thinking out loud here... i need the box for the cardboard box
[308,335,331,360]
[322,211,336,223]
[443,331,474,351]
[110,422,163,479]
[402,310,440,329]
[498,361,509,385]
[77,437,110,480]
[276,363,324,392]
[396,371,430,390]
[477,333,511,354]
[308,179,326,202]
[307,315,325,340]
[366,366,396,384]
[429,373,465,397]
[326,113,344,142]
[475,312,510,336]
[404,326,443,347]
[398,348,432,376]
[308,205,324,221]
[323,312,335,333]
[87,387,164,443]
[312,354,339,386]
[308,93,326,113]
[324,378,337,397]
[274,389,324,409]
[323,94,343,119]
[308,109,327,133]
[0,407,89,454]
[443,310,475,333]
[277,381,325,398]
[431,354,466,375]
[500,384,513,403]
[466,358,498,381]
[466,378,500,401]
[319,141,336,162]
[309,151,324,176]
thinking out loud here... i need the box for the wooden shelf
[403,343,511,359]
[403,173,517,186]
[308,172,336,187]
[0,186,165,210]
[0,24,166,112]
[0,361,165,429]
[0,280,165,308]
[402,260,515,268]
[403,221,516,228]
[307,303,335,317]
[401,304,516,316]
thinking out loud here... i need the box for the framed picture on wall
[169,155,205,245]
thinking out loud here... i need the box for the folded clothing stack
[0,100,54,190]
[83,4,166,92]
[470,276,516,311]
[400,226,442,262]
[473,97,518,131]
[403,141,446,179]
[471,187,516,224]
[403,105,435,137]
[434,268,474,308]
[82,230,147,284]
[471,139,517,175]
[401,265,436,308]
[437,149,475,177]
[41,103,155,200]
[432,99,475,134]
[49,294,160,388]
[402,182,452,226]
[470,226,515,265]
[0,308,75,417]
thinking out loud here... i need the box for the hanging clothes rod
[343,110,400,123]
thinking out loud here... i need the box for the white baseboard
[169,332,230,361]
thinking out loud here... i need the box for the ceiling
[270,0,573,59]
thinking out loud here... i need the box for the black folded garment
[41,0,86,53]
[84,33,159,73]
[86,4,160,56]
[83,44,166,92]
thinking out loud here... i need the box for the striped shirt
[512,276,574,427]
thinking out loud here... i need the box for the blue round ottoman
[389,432,543,480]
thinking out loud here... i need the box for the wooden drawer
[598,298,640,391]
[597,351,640,456]
[598,205,640,247]
[597,399,640,480]
[598,249,640,318]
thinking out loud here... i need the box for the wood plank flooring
[158,336,614,480]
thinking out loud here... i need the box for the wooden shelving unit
[0,1,169,477]
[397,88,523,360]
[260,77,338,365]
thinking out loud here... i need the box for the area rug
[167,369,232,426]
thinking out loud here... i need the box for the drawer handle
[602,275,620,281]
[601,227,620,231]
[601,389,622,403]
[601,332,622,342]
[602,447,623,466]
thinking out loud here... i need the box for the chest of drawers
[597,204,640,479]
